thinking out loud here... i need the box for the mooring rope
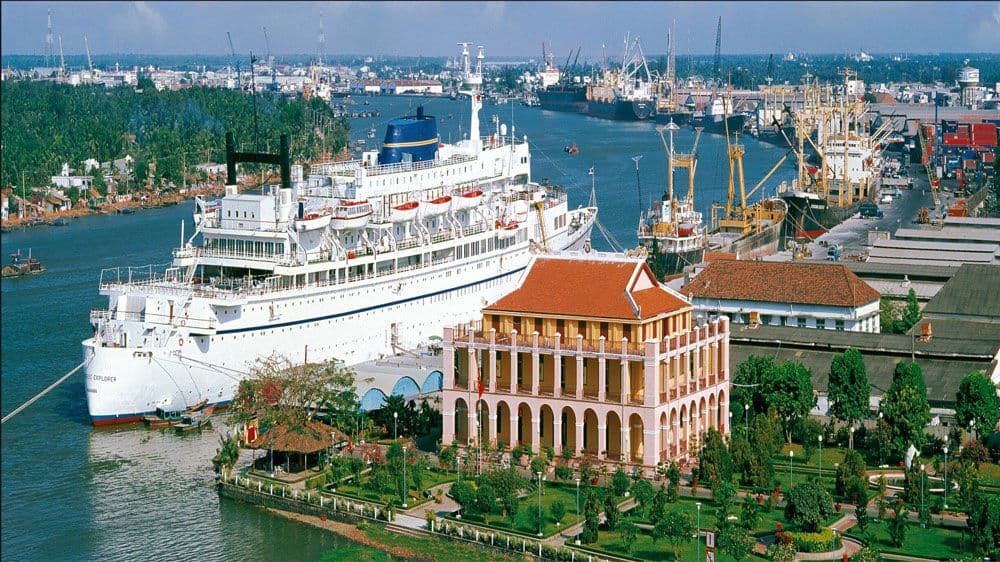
[1,357,91,424]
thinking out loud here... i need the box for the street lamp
[942,444,949,510]
[537,471,544,537]
[818,434,824,474]
[402,445,408,508]
[575,478,581,544]
[457,455,462,482]
[696,502,702,562]
[969,419,976,442]
[789,450,795,489]
[393,411,398,441]
[920,463,925,528]
[878,412,884,466]
[744,403,750,440]
[849,426,855,450]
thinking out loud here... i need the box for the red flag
[477,377,484,399]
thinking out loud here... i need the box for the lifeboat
[497,220,519,239]
[330,200,373,230]
[296,208,333,231]
[422,195,452,217]
[677,222,695,237]
[452,189,483,211]
[390,200,420,222]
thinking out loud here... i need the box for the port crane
[713,16,722,84]
[84,34,94,76]
[57,35,65,78]
[226,31,241,90]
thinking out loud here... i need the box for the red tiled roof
[681,260,880,308]
[704,251,737,262]
[485,257,690,320]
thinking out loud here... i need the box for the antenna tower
[45,9,54,67]
[713,16,722,83]
[666,19,676,86]
[317,13,325,65]
[84,34,94,75]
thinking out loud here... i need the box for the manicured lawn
[980,463,1000,489]
[848,523,970,559]
[353,522,518,562]
[628,496,843,534]
[448,482,607,538]
[584,528,765,561]
[332,468,455,507]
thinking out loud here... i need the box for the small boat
[174,415,211,434]
[330,199,373,230]
[453,189,483,211]
[296,209,333,231]
[390,200,420,222]
[143,398,209,428]
[2,249,45,278]
[564,143,579,155]
[51,217,70,226]
[119,207,135,215]
[422,196,452,217]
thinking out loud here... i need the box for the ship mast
[457,42,484,154]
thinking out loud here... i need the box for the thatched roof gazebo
[247,420,348,477]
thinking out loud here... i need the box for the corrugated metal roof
[875,239,997,253]
[894,227,1000,243]
[922,264,1000,319]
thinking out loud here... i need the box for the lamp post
[920,463,925,528]
[457,455,462,482]
[789,450,795,489]
[575,478,581,544]
[696,502,702,562]
[393,411,398,441]
[878,412,884,466]
[818,434,823,474]
[942,444,949,510]
[744,403,750,440]
[849,426,855,451]
[969,419,976,442]
[402,445,408,508]
[537,471,543,537]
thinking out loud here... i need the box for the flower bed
[786,528,841,553]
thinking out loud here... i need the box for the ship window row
[205,239,284,257]
[226,210,256,219]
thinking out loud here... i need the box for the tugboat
[564,143,579,155]
[2,249,45,278]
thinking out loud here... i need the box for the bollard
[475,530,479,541]
[258,482,262,492]
[270,484,273,495]
[320,496,324,507]
[507,536,510,549]
[538,544,541,557]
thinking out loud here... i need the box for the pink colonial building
[441,253,731,472]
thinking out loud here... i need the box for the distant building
[442,253,730,470]
[380,80,443,95]
[682,260,881,332]
[43,190,72,213]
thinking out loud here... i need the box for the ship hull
[537,89,588,113]
[654,111,693,126]
[781,193,863,240]
[709,221,783,259]
[661,248,706,276]
[586,99,653,121]
[83,209,596,424]
[693,114,746,135]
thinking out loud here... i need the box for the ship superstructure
[586,35,654,121]
[82,43,597,425]
[779,70,892,240]
[638,121,708,276]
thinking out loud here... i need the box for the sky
[1,1,998,60]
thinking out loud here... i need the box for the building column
[598,353,607,402]
[575,354,584,400]
[509,410,519,448]
[442,327,456,389]
[490,412,499,444]
[575,421,584,457]
[488,348,497,393]
[620,350,630,405]
[442,400,455,446]
[531,350,540,396]
[510,330,518,394]
[531,416,541,454]
[553,354,562,398]
[672,419,680,458]
[553,417,563,456]
[620,425,629,463]
[598,424,607,460]
[643,427,658,469]
[467,404,478,447]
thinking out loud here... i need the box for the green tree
[836,449,869,506]
[698,427,735,491]
[438,443,457,470]
[211,434,240,477]
[91,171,108,196]
[966,488,1000,558]
[650,485,668,525]
[740,497,763,531]
[954,372,999,439]
[632,479,655,519]
[611,466,630,497]
[603,493,620,531]
[850,546,881,562]
[580,490,600,544]
[450,480,477,515]
[731,355,777,418]
[764,361,816,443]
[618,520,640,555]
[550,499,566,524]
[796,418,824,462]
[888,507,908,547]
[530,453,548,476]
[784,481,833,532]
[828,348,870,444]
[902,288,921,330]
[665,461,680,503]
[654,509,694,561]
[854,505,871,539]
[476,483,499,515]
[715,480,739,530]
[880,362,931,458]
[502,490,519,523]
[719,523,755,561]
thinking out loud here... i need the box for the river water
[0,95,795,561]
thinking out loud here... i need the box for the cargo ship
[708,125,788,258]
[82,44,597,425]
[780,72,892,240]
[584,35,654,121]
[638,121,707,276]
[537,85,589,113]
[691,95,745,135]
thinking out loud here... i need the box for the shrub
[550,499,566,523]
[784,481,833,532]
[611,467,630,497]
[554,464,574,481]
[787,528,841,553]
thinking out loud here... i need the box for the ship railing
[348,153,479,177]
[92,308,217,331]
[173,247,285,263]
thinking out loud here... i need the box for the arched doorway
[659,411,669,462]
[540,404,555,450]
[629,413,644,463]
[583,409,599,455]
[562,407,578,456]
[606,411,622,461]
[497,400,512,449]
[476,399,491,448]
[517,402,533,450]
[455,397,469,444]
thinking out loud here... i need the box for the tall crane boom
[263,26,273,67]
[713,16,722,82]
[58,35,65,77]
[84,34,94,75]
[226,31,241,90]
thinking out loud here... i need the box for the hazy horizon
[2,1,998,59]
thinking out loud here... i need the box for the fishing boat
[174,414,212,433]
[82,43,597,425]
[2,249,45,278]
[142,398,208,428]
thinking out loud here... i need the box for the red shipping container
[984,152,996,163]
[972,132,997,147]
[964,159,977,169]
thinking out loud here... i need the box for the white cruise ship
[82,44,597,425]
